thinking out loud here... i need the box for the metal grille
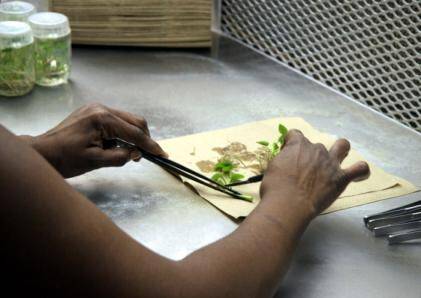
[220,0,421,132]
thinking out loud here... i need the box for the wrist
[20,134,59,170]
[260,190,316,231]
[19,135,36,147]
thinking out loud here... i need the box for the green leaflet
[257,121,288,160]
[211,159,242,185]
[257,140,269,146]
[230,172,245,183]
[278,123,288,145]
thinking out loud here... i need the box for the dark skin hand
[0,104,370,297]
[20,103,167,178]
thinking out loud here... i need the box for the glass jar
[0,1,36,22]
[0,21,35,97]
[28,12,71,87]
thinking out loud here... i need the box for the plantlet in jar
[0,44,34,97]
[34,34,70,86]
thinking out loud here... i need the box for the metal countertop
[0,34,420,298]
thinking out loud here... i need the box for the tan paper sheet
[159,118,419,218]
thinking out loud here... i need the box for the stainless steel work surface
[0,35,420,298]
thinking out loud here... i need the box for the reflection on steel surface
[220,0,420,132]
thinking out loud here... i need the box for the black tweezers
[103,138,252,202]
[225,174,264,187]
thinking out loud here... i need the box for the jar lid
[28,12,70,38]
[0,1,36,21]
[0,21,33,49]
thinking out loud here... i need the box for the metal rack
[215,0,421,132]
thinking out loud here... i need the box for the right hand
[24,103,167,178]
[260,130,370,218]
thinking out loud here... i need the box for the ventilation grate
[220,0,421,132]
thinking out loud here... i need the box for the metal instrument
[364,200,421,244]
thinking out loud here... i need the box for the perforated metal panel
[220,0,421,132]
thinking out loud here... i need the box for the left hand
[260,130,370,218]
[21,103,167,178]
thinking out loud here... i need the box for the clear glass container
[0,1,36,22]
[28,12,71,87]
[0,21,35,97]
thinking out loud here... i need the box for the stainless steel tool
[364,200,421,244]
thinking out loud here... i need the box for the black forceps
[103,138,253,202]
[364,199,421,244]
[225,174,264,187]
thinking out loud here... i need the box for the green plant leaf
[257,140,269,146]
[214,164,221,171]
[221,160,233,167]
[230,173,245,183]
[211,173,223,182]
[272,143,279,151]
[222,165,234,173]
[215,160,234,172]
[214,162,225,172]
[278,123,288,136]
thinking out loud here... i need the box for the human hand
[260,130,370,218]
[22,103,166,178]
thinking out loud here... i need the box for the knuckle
[138,116,147,127]
[136,126,146,137]
[285,139,299,147]
[86,102,104,111]
[285,130,304,146]
[286,129,302,140]
[289,129,303,135]
[92,109,111,123]
[314,143,327,152]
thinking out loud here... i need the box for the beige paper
[159,118,419,218]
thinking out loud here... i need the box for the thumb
[87,147,133,168]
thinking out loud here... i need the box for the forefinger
[106,106,151,137]
[101,113,166,157]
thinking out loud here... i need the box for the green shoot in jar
[34,34,70,86]
[0,43,34,97]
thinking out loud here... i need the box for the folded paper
[159,118,418,218]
